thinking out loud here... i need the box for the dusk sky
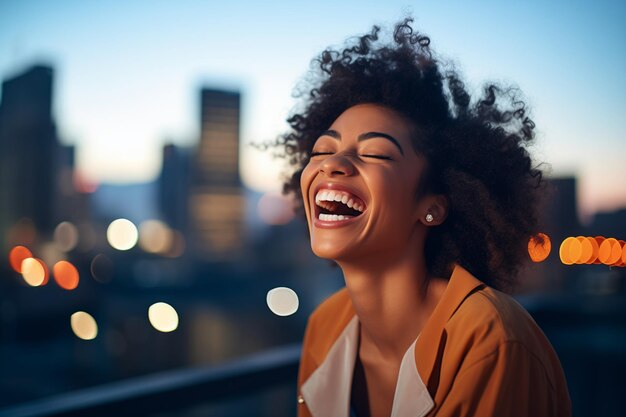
[1,0,624,220]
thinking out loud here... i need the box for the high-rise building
[0,65,60,250]
[159,143,191,232]
[189,89,245,261]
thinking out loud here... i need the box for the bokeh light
[138,220,173,254]
[20,258,48,286]
[53,260,80,290]
[599,238,622,265]
[266,287,299,316]
[574,236,592,264]
[148,302,179,332]
[558,236,625,266]
[528,233,551,262]
[53,221,79,252]
[163,230,186,258]
[257,193,295,225]
[107,218,139,251]
[90,253,114,283]
[73,170,99,194]
[9,246,32,273]
[70,311,98,340]
[559,237,578,265]
[586,236,601,264]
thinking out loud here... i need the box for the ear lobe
[418,194,448,226]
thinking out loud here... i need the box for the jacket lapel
[301,315,359,417]
[414,263,486,394]
[391,335,435,417]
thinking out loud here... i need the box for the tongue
[329,201,362,216]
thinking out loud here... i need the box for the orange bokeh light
[557,236,625,267]
[585,237,601,264]
[599,238,621,265]
[528,233,551,262]
[53,261,80,290]
[592,237,605,264]
[9,246,33,273]
[559,237,578,265]
[575,236,593,264]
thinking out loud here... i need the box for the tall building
[159,143,191,232]
[541,177,582,242]
[189,89,245,261]
[0,65,60,250]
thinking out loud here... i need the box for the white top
[300,315,435,417]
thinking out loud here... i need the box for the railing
[0,344,301,417]
[2,292,626,417]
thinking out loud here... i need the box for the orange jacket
[297,263,572,417]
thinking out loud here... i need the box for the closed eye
[310,152,392,160]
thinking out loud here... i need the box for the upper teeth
[315,190,364,212]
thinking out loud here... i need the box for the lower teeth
[319,213,353,221]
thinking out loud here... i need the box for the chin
[311,240,346,261]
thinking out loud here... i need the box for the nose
[319,152,355,177]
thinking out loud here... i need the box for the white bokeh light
[266,287,299,316]
[148,302,179,332]
[21,258,46,286]
[71,311,98,340]
[107,218,139,250]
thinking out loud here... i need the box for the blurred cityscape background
[0,1,625,416]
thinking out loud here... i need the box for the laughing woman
[275,18,571,417]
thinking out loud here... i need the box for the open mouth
[314,188,366,222]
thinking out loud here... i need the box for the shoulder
[445,284,564,390]
[450,285,540,344]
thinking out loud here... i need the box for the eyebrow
[319,129,404,155]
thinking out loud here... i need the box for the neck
[337,245,448,364]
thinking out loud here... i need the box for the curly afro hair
[273,17,547,293]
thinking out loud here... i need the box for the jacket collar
[300,263,485,417]
[301,315,434,417]
[414,263,485,393]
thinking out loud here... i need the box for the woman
[275,18,571,417]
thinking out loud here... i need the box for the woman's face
[300,103,431,263]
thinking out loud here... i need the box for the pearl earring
[425,213,434,223]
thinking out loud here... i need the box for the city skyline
[1,0,625,219]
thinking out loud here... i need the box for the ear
[417,194,448,226]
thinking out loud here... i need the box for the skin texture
[300,103,450,417]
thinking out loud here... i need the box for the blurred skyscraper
[0,65,63,250]
[189,89,245,261]
[159,143,191,233]
[542,177,582,241]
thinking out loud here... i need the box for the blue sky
[1,0,624,219]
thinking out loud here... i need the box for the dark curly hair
[272,18,547,293]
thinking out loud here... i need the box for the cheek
[300,162,316,193]
[370,170,418,216]
[300,162,317,216]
